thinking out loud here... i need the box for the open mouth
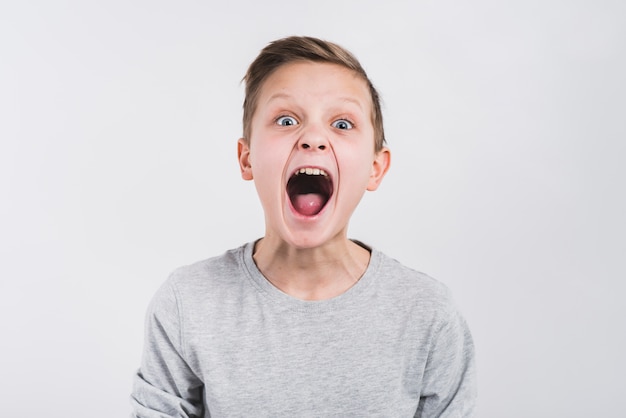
[287,167,334,216]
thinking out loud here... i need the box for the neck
[252,235,370,301]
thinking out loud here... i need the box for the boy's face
[238,61,390,249]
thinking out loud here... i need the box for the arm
[131,281,205,418]
[415,306,477,418]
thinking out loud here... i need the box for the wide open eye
[331,119,353,130]
[276,116,299,126]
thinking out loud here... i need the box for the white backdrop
[2,1,625,417]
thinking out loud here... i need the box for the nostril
[299,142,326,150]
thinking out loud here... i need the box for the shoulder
[374,250,453,303]
[150,243,250,312]
[369,249,459,324]
[168,244,246,288]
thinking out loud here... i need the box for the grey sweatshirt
[131,242,476,417]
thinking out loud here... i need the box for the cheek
[338,147,375,185]
[250,146,290,191]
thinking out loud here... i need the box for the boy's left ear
[367,147,391,191]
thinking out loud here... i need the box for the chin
[281,222,348,251]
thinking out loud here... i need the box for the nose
[297,124,329,151]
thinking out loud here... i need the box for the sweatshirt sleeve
[131,280,205,418]
[415,304,477,418]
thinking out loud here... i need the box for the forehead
[257,61,372,111]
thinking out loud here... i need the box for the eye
[331,119,353,130]
[276,116,299,126]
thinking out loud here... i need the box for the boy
[131,36,476,417]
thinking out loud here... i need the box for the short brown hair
[242,36,386,152]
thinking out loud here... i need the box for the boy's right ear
[237,138,254,181]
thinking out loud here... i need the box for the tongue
[293,193,325,216]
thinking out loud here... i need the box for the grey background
[1,0,624,416]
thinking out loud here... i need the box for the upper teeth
[296,167,327,176]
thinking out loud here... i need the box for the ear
[237,138,254,181]
[367,147,391,191]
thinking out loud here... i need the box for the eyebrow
[265,93,364,110]
[264,92,291,105]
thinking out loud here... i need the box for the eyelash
[332,118,355,130]
[274,115,356,129]
[275,115,299,126]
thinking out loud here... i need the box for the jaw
[265,148,371,250]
